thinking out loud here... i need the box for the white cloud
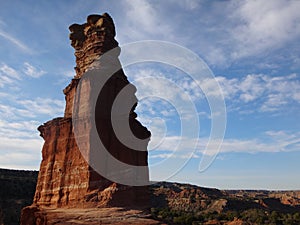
[129,66,300,117]
[129,65,300,121]
[0,137,42,170]
[0,91,62,171]
[230,0,300,59]
[0,29,32,53]
[239,75,265,102]
[17,97,64,117]
[0,137,40,170]
[0,76,14,87]
[0,63,20,79]
[217,73,300,113]
[0,104,36,120]
[119,0,173,41]
[127,65,206,107]
[132,74,199,121]
[0,119,40,138]
[0,62,46,88]
[0,63,21,87]
[0,136,43,152]
[0,93,60,171]
[0,96,64,120]
[125,0,156,31]
[0,119,43,170]
[23,62,46,78]
[183,0,300,66]
[260,93,287,112]
[149,130,300,159]
[205,48,228,67]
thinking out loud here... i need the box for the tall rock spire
[21,13,151,224]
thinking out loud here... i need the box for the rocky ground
[21,207,166,225]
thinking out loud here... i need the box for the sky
[0,0,300,190]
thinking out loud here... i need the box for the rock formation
[21,13,153,224]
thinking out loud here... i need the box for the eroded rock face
[21,12,151,224]
[33,117,93,207]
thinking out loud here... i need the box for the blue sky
[0,0,300,190]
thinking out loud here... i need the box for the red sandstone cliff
[21,13,154,225]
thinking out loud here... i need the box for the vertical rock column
[27,13,151,209]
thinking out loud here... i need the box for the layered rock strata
[21,12,151,224]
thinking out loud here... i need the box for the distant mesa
[20,12,159,225]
